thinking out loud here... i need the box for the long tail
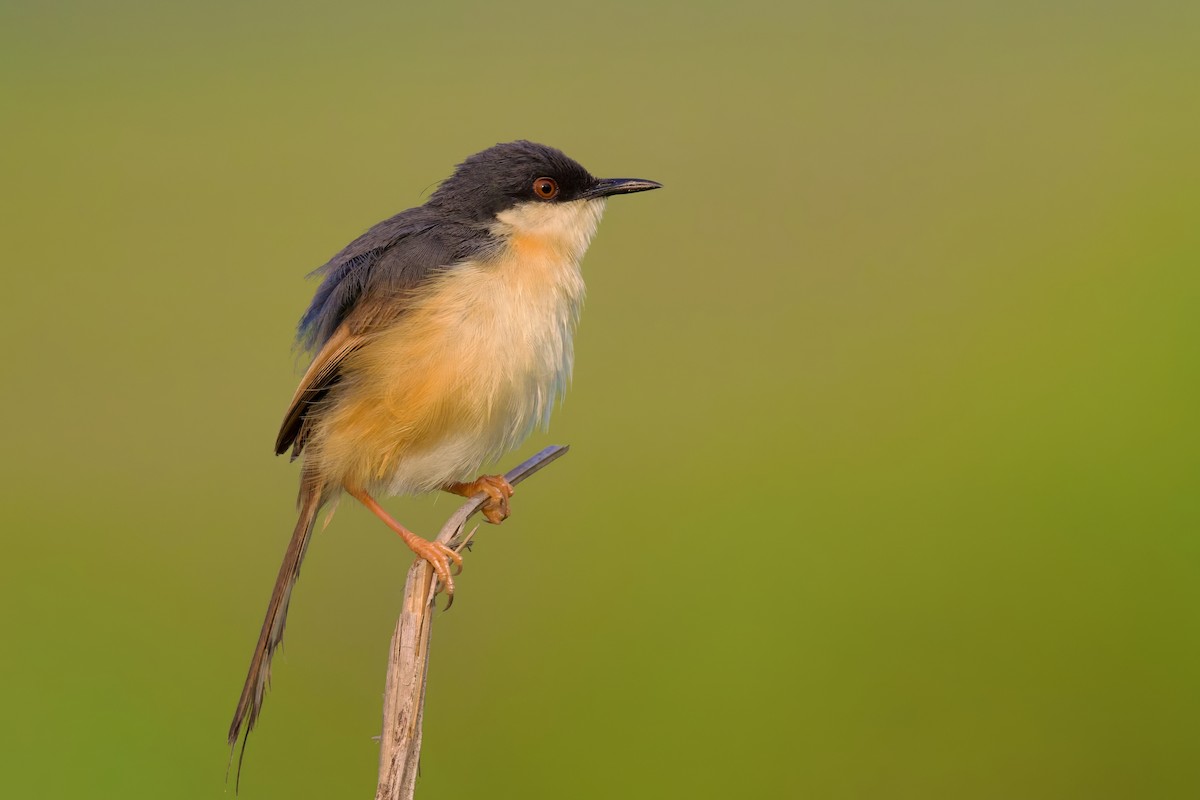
[228,480,325,779]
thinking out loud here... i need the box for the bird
[228,140,661,760]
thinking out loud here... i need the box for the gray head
[427,140,661,222]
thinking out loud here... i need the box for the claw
[432,543,464,610]
[446,475,514,524]
[415,539,463,599]
[443,543,464,576]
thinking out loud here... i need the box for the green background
[3,1,1198,797]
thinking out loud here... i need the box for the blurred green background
[3,0,1198,797]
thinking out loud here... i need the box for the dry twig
[374,445,569,800]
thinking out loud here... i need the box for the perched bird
[228,140,660,755]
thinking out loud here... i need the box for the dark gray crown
[427,140,596,220]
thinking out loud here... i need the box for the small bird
[228,141,660,755]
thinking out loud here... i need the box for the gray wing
[277,208,488,457]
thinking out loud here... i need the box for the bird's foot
[410,537,464,599]
[446,475,514,525]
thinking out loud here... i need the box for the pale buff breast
[312,198,605,495]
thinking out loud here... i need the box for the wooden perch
[374,444,569,800]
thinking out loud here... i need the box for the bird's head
[428,140,661,257]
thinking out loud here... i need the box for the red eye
[533,177,559,199]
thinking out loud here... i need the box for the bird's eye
[533,177,559,200]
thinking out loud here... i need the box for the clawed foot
[410,537,464,600]
[446,475,515,525]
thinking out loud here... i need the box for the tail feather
[228,481,325,778]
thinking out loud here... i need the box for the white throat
[491,198,607,262]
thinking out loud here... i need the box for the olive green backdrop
[3,1,1198,797]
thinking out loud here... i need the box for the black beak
[582,177,663,199]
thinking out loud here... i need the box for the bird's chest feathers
[453,198,603,398]
[395,200,603,443]
[445,235,586,389]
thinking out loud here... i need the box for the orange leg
[348,487,464,598]
[444,475,515,525]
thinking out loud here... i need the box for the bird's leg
[348,487,463,598]
[444,475,515,525]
